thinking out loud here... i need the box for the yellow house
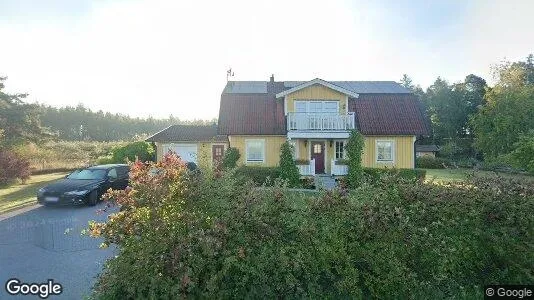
[147,76,429,175]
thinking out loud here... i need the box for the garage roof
[145,124,228,143]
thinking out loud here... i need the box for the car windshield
[66,169,107,180]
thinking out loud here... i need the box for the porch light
[329,140,333,148]
[305,140,308,148]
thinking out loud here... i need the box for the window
[117,166,130,177]
[295,101,307,113]
[289,140,297,159]
[107,168,118,179]
[335,141,345,159]
[246,139,265,162]
[293,101,339,113]
[376,141,394,162]
[313,143,322,154]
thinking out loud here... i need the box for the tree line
[40,104,216,141]
[0,77,215,146]
[401,54,534,172]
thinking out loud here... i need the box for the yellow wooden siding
[292,136,415,171]
[228,135,286,167]
[286,84,347,113]
[362,136,415,168]
[155,141,228,169]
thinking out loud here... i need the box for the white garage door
[162,144,198,163]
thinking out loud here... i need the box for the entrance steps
[314,175,337,190]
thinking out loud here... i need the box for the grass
[0,172,67,214]
[424,168,534,183]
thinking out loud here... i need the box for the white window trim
[245,139,266,163]
[334,140,347,160]
[294,100,339,113]
[376,140,395,163]
[288,139,298,159]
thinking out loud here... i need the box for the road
[0,203,117,299]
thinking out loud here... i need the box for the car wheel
[88,190,98,206]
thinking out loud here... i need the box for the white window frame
[334,140,346,159]
[245,139,265,163]
[294,100,339,113]
[376,140,395,163]
[288,139,298,159]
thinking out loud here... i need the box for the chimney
[270,74,274,83]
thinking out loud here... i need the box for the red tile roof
[218,93,286,135]
[151,82,429,140]
[348,94,430,135]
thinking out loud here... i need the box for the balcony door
[295,101,339,130]
[311,141,325,174]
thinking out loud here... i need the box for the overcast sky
[1,0,533,120]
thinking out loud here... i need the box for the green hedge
[91,159,534,299]
[111,141,155,163]
[235,166,281,186]
[363,167,426,181]
[416,156,449,169]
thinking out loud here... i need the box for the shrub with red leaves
[0,150,31,185]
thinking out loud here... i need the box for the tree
[508,131,534,174]
[222,147,240,169]
[471,55,534,159]
[471,83,534,159]
[0,76,48,147]
[111,141,155,163]
[345,130,364,188]
[278,141,300,187]
[400,74,425,99]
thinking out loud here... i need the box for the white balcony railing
[288,112,355,131]
[297,159,315,176]
[331,159,348,176]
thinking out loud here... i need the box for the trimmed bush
[279,142,300,187]
[111,141,155,163]
[0,150,31,185]
[222,147,240,169]
[416,156,449,169]
[234,166,280,186]
[346,130,365,188]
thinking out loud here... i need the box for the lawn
[0,172,67,214]
[424,168,534,183]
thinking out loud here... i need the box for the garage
[162,143,198,163]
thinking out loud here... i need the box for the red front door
[212,145,225,165]
[311,142,325,174]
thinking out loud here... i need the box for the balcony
[287,112,355,131]
[287,112,355,139]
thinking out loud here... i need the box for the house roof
[224,80,411,94]
[218,93,286,135]
[275,78,360,98]
[348,94,430,135]
[416,145,440,152]
[150,79,428,141]
[145,124,228,142]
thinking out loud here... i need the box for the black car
[37,164,130,206]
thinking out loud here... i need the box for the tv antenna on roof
[226,68,234,82]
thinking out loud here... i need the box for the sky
[1,0,533,120]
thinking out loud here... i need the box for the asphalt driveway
[0,203,117,299]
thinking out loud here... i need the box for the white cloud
[1,0,533,119]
